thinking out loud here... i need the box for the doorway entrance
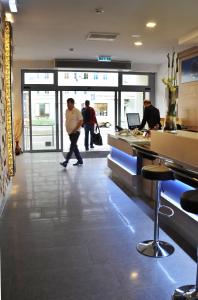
[61,91,116,152]
[23,90,116,152]
[23,90,58,151]
[22,70,155,153]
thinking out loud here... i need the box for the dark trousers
[84,124,94,149]
[65,132,82,163]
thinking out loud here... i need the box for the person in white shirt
[60,98,83,168]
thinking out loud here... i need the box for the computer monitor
[126,113,140,130]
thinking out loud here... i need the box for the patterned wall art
[4,21,15,177]
[0,9,15,210]
[181,56,198,83]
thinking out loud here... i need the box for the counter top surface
[109,133,150,144]
[151,130,198,170]
[109,131,198,173]
[154,130,198,139]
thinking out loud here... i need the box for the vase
[164,87,178,131]
[164,115,177,131]
[15,141,22,155]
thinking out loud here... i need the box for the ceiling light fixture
[146,22,156,28]
[9,0,17,12]
[134,41,143,46]
[131,34,141,38]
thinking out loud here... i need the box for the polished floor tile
[0,153,196,300]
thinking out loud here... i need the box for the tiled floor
[0,153,196,300]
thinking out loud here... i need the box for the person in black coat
[139,100,161,130]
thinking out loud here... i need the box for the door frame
[21,70,155,152]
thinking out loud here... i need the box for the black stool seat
[181,190,198,214]
[142,165,174,181]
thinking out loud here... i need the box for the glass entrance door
[31,91,57,150]
[61,91,116,152]
[23,90,58,151]
[23,90,30,151]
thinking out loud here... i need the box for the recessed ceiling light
[146,22,156,28]
[131,34,141,38]
[9,0,17,12]
[134,41,143,46]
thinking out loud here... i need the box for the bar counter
[151,130,198,169]
[107,130,198,249]
[108,130,198,175]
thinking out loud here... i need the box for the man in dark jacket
[81,100,97,151]
[139,100,161,130]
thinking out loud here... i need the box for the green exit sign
[98,56,112,62]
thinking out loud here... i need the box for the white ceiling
[3,0,198,64]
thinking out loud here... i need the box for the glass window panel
[120,92,144,128]
[122,74,148,86]
[145,91,150,99]
[58,72,118,87]
[31,91,56,150]
[23,91,30,151]
[58,91,62,150]
[24,73,54,84]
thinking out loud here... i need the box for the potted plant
[162,52,179,131]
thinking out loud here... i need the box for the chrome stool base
[172,285,198,299]
[136,240,174,258]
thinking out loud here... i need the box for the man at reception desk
[139,100,161,130]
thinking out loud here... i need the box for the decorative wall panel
[4,21,14,176]
[0,9,14,208]
[179,47,198,128]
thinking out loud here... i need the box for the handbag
[93,125,103,146]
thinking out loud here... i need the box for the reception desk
[107,134,151,193]
[151,130,198,169]
[108,130,198,185]
[107,130,198,249]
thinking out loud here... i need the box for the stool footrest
[172,285,198,299]
[136,240,174,258]
[159,205,174,218]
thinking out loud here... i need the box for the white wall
[131,63,158,73]
[131,62,168,118]
[132,62,170,118]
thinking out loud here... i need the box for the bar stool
[137,164,175,257]
[172,189,198,300]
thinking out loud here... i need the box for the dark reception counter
[107,130,198,249]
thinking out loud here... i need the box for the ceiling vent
[86,32,119,42]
